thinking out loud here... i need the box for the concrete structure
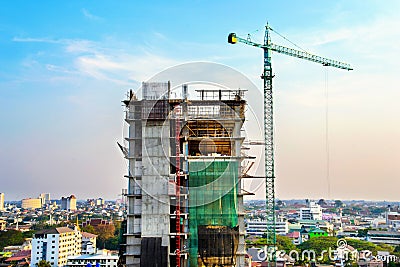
[81,232,97,255]
[246,220,288,236]
[67,251,118,267]
[366,230,400,245]
[39,193,51,206]
[30,226,82,267]
[0,219,5,230]
[300,201,322,221]
[95,198,104,206]
[0,193,4,211]
[122,83,247,267]
[386,211,400,229]
[61,195,77,211]
[22,198,42,209]
[82,218,112,227]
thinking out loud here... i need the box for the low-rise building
[66,251,118,267]
[286,231,301,245]
[5,250,31,267]
[386,211,400,229]
[82,219,112,228]
[246,220,288,236]
[366,230,400,245]
[81,232,97,255]
[309,228,328,239]
[296,219,334,235]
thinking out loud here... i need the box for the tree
[81,225,96,234]
[298,236,338,264]
[0,230,25,251]
[93,224,115,249]
[318,199,327,206]
[276,235,297,253]
[357,228,372,237]
[37,260,51,267]
[334,200,343,208]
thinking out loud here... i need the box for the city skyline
[0,1,399,200]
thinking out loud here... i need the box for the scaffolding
[188,160,239,267]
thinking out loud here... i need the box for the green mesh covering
[188,160,239,267]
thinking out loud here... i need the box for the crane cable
[268,26,309,53]
[325,68,331,199]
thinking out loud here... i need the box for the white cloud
[12,37,62,44]
[12,35,180,85]
[81,8,102,21]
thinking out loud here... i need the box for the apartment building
[31,226,82,267]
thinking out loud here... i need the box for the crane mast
[228,24,352,263]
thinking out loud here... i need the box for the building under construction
[121,82,249,267]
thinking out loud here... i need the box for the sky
[0,1,399,201]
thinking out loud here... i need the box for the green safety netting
[188,160,239,267]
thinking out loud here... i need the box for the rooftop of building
[82,232,97,238]
[309,228,327,233]
[368,230,400,236]
[4,250,31,262]
[67,253,118,260]
[35,226,74,235]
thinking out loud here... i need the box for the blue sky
[1,1,399,201]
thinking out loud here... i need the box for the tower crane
[228,24,352,261]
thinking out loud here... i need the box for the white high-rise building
[0,193,4,211]
[246,220,289,236]
[30,226,82,267]
[300,201,323,221]
[39,193,51,206]
[60,195,77,211]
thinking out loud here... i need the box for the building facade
[81,232,97,255]
[22,198,42,209]
[0,193,4,211]
[61,195,77,211]
[30,227,82,267]
[39,193,51,206]
[300,201,322,221]
[246,220,289,236]
[366,230,400,245]
[122,83,247,267]
[67,252,118,267]
[0,219,6,230]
